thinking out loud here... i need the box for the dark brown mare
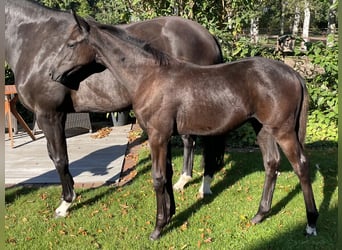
[5,0,223,217]
[50,14,319,240]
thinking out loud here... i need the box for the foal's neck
[90,25,170,96]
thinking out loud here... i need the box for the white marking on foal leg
[198,175,213,198]
[55,190,76,218]
[173,173,192,191]
[305,225,317,236]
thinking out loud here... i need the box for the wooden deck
[5,124,132,188]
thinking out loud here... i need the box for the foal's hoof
[250,214,265,225]
[305,225,317,236]
[149,230,161,241]
[197,191,212,199]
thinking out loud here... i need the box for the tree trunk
[250,17,259,43]
[327,0,337,47]
[292,5,301,36]
[280,1,286,35]
[301,0,310,50]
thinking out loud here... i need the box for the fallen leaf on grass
[40,192,48,200]
[123,191,131,197]
[204,237,213,243]
[120,203,129,215]
[197,240,201,248]
[91,210,99,217]
[180,244,188,250]
[78,227,88,236]
[59,230,67,235]
[6,237,17,244]
[180,221,188,231]
[119,203,129,209]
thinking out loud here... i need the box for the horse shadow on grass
[5,135,337,245]
[70,138,337,237]
[70,153,152,213]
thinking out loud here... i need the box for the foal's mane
[94,22,171,66]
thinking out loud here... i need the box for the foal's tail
[297,75,310,149]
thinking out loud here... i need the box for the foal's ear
[71,9,90,33]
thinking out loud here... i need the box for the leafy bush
[305,43,338,145]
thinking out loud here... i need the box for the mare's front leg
[36,112,76,217]
[173,134,196,191]
[149,134,175,240]
[199,136,225,197]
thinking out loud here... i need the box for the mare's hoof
[54,211,68,218]
[173,174,192,191]
[54,199,74,218]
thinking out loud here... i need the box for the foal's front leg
[36,112,76,217]
[149,139,175,240]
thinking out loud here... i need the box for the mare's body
[50,15,318,240]
[5,0,223,216]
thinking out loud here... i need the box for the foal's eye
[67,43,75,48]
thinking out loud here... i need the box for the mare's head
[49,11,99,84]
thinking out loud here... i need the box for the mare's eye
[67,43,75,48]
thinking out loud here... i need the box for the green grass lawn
[5,146,337,249]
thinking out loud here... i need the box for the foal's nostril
[49,70,55,79]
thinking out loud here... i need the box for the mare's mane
[93,22,171,66]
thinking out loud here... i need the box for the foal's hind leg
[36,112,76,217]
[275,132,318,235]
[173,135,196,191]
[252,129,280,224]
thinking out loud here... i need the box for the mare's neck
[5,0,70,74]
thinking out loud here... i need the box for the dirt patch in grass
[117,123,147,187]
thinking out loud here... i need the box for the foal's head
[49,11,98,84]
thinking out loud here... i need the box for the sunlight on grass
[5,147,337,249]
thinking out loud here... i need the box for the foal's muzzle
[49,69,63,82]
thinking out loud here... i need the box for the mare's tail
[202,135,226,177]
[212,35,224,64]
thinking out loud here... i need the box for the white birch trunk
[327,0,337,47]
[280,1,286,35]
[250,17,259,44]
[301,0,310,50]
[292,5,301,36]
